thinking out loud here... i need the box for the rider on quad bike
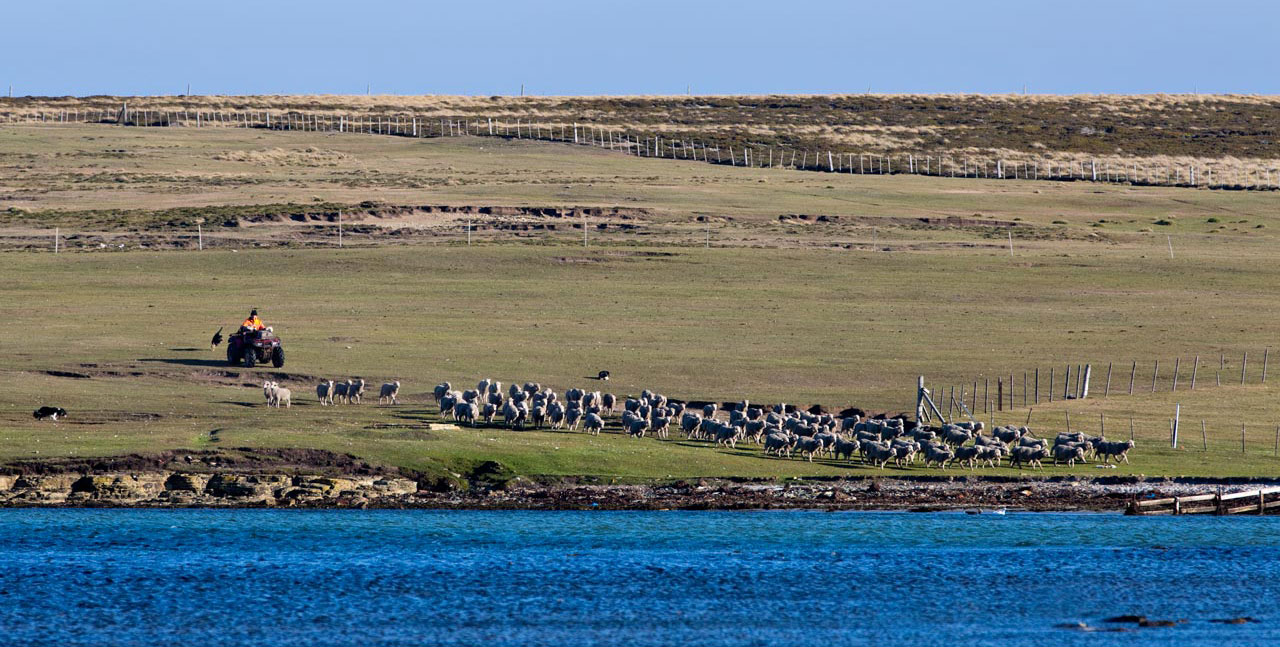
[227,309,284,368]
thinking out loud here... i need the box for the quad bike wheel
[271,346,285,368]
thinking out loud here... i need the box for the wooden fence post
[1172,357,1180,391]
[1242,352,1248,385]
[997,378,1003,412]
[1104,362,1113,398]
[1152,360,1159,393]
[1129,360,1137,395]
[1264,348,1270,383]
[1191,355,1199,390]
[1203,420,1208,450]
[1035,367,1040,404]
[1049,367,1054,402]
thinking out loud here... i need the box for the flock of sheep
[424,379,1138,470]
[254,375,1139,470]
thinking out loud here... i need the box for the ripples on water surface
[1,509,1278,646]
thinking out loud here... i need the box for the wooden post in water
[1129,360,1137,395]
[1104,362,1113,398]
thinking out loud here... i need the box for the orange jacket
[242,316,264,330]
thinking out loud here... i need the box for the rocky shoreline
[3,470,1279,512]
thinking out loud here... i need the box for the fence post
[1264,348,1270,383]
[1172,404,1180,448]
[1129,360,1137,395]
[1104,362,1113,398]
[54,227,59,254]
[1242,352,1248,385]
[1191,355,1199,390]
[1034,367,1039,404]
[1172,357,1181,391]
[1152,360,1159,393]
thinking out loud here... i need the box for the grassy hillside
[2,244,1280,479]
[1,122,1279,480]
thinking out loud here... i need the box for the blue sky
[4,0,1274,96]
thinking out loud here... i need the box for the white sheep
[378,381,401,405]
[348,378,366,404]
[316,380,335,406]
[333,380,351,404]
[270,382,292,409]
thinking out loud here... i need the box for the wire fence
[5,105,1280,190]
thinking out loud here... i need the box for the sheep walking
[1010,445,1048,470]
[268,382,292,409]
[433,382,452,403]
[316,380,335,406]
[345,378,365,404]
[1096,440,1135,464]
[378,381,401,405]
[332,380,351,404]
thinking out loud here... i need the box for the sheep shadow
[140,358,230,368]
[215,401,259,408]
[169,347,202,352]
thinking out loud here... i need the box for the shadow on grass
[140,358,231,368]
[215,401,259,408]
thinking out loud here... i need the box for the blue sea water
[0,509,1277,646]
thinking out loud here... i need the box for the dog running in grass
[33,407,67,421]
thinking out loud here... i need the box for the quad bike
[227,328,284,368]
